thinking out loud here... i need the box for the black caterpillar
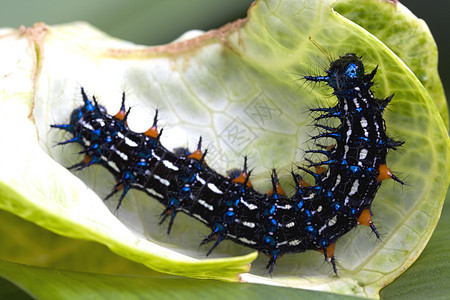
[52,53,403,274]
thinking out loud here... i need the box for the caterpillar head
[304,53,376,92]
[326,53,365,90]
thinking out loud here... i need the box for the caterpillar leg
[319,243,337,274]
[200,224,227,256]
[159,196,182,234]
[103,170,136,210]
[265,252,280,274]
[67,154,100,171]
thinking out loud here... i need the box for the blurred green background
[0,0,448,106]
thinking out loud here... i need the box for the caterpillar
[52,53,403,274]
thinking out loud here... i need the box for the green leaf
[0,259,364,300]
[0,276,33,300]
[0,205,357,299]
[334,0,449,128]
[0,208,166,276]
[380,188,450,299]
[0,0,448,298]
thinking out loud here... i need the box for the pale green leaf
[380,188,450,299]
[334,0,449,128]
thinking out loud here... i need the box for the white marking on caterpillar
[112,147,128,160]
[332,174,341,191]
[242,221,256,228]
[125,137,138,147]
[207,183,223,194]
[359,148,368,160]
[82,138,91,146]
[107,160,120,172]
[363,128,369,137]
[193,214,207,223]
[346,129,352,143]
[285,222,295,228]
[134,183,144,189]
[360,117,368,128]
[163,159,179,171]
[328,215,337,227]
[152,150,161,161]
[239,237,257,245]
[349,179,360,196]
[241,199,258,210]
[344,196,350,205]
[346,119,352,143]
[196,174,206,185]
[304,193,316,200]
[198,199,214,211]
[276,204,292,210]
[289,239,301,246]
[343,145,349,159]
[81,120,94,130]
[374,122,380,137]
[153,174,170,186]
[146,188,163,198]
